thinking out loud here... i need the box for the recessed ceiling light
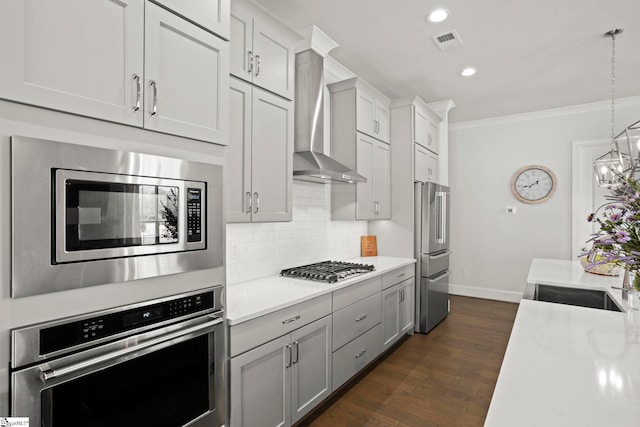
[428,8,450,23]
[460,67,477,77]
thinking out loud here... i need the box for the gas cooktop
[280,260,375,283]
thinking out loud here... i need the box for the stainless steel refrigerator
[414,182,450,333]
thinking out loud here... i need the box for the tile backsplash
[226,181,367,284]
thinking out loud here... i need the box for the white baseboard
[449,283,522,303]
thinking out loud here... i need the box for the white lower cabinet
[332,324,382,389]
[230,314,332,427]
[230,265,416,423]
[382,277,415,350]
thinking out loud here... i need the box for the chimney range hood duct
[293,48,366,184]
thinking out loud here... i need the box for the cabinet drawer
[332,324,382,390]
[333,276,382,311]
[230,293,332,357]
[333,293,382,350]
[382,265,415,290]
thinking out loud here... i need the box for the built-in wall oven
[10,287,225,426]
[11,136,223,298]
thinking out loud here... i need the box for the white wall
[226,180,367,283]
[448,96,640,301]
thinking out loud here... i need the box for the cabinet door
[230,1,253,81]
[399,278,415,334]
[290,316,333,424]
[144,3,229,144]
[426,118,439,154]
[375,101,390,143]
[252,19,295,100]
[0,0,144,126]
[251,88,293,222]
[415,107,429,148]
[356,90,376,138]
[382,285,400,350]
[414,143,430,183]
[427,151,439,183]
[151,0,230,40]
[227,78,253,223]
[230,334,291,427]
[356,134,375,219]
[373,141,391,219]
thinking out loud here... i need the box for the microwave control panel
[187,188,202,243]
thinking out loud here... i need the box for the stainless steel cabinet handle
[355,314,367,322]
[247,51,253,74]
[39,315,223,384]
[149,79,158,117]
[253,192,259,214]
[398,288,404,303]
[285,344,292,368]
[355,348,366,359]
[255,54,261,76]
[282,314,300,324]
[292,341,299,364]
[398,273,406,278]
[246,191,252,214]
[132,73,141,112]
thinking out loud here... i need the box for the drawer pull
[398,273,406,278]
[355,314,367,322]
[355,348,367,359]
[282,314,301,324]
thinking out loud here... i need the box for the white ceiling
[252,0,640,122]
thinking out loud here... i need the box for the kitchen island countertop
[485,258,640,426]
[226,256,415,325]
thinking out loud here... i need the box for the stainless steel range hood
[293,47,366,184]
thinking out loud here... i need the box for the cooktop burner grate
[280,260,375,283]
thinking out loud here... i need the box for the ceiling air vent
[432,30,463,51]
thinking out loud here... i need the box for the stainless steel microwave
[11,136,224,298]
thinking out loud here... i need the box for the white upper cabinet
[414,102,441,154]
[230,0,296,100]
[144,3,229,144]
[331,77,390,144]
[226,77,293,223]
[0,0,229,145]
[151,0,230,40]
[0,0,145,127]
[333,133,390,221]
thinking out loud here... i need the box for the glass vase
[628,274,640,311]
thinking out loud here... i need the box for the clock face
[511,165,556,204]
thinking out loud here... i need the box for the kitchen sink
[522,283,623,312]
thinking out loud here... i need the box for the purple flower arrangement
[587,177,640,289]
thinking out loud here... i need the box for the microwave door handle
[39,315,223,384]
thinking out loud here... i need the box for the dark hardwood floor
[305,295,519,427]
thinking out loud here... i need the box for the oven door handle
[39,315,223,384]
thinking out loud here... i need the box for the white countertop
[486,258,640,427]
[226,256,415,325]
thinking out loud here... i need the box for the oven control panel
[39,290,216,355]
[186,188,202,243]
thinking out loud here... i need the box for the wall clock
[511,165,557,204]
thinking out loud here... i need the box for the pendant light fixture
[593,28,634,188]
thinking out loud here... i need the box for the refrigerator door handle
[436,191,447,245]
[428,270,450,283]
[428,250,451,260]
